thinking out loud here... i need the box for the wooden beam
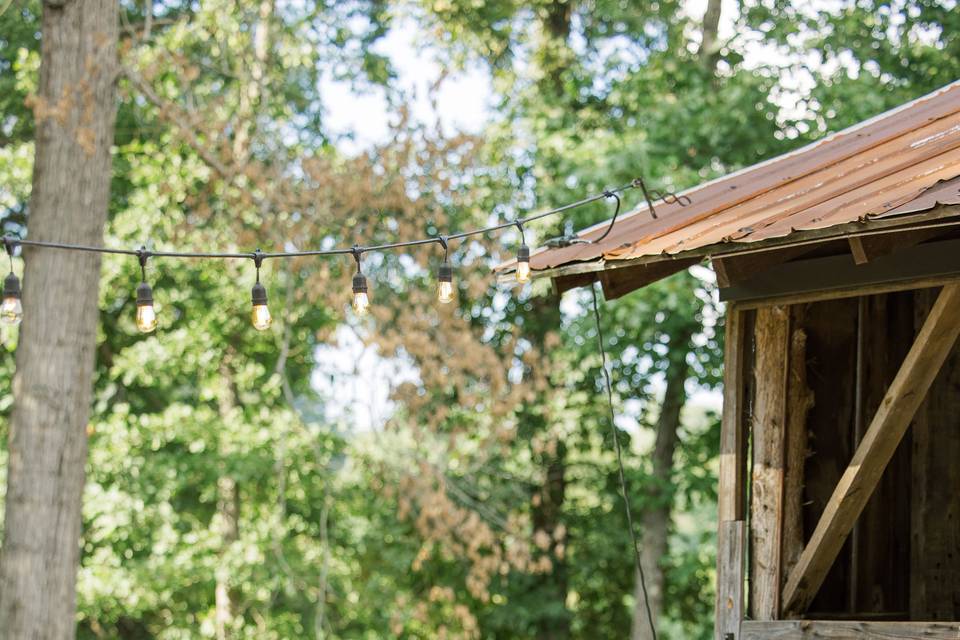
[598,257,697,300]
[847,236,869,265]
[715,306,749,640]
[713,244,819,288]
[750,306,791,620]
[715,521,746,640]
[740,620,960,639]
[781,318,813,599]
[721,237,960,306]
[848,227,950,265]
[718,305,749,522]
[781,284,960,616]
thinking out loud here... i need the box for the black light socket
[136,281,153,307]
[438,261,453,283]
[517,244,530,263]
[352,272,368,294]
[251,281,268,306]
[3,272,20,299]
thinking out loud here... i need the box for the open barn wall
[715,288,960,640]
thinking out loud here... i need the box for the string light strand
[1,180,653,329]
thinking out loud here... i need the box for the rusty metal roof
[525,80,960,275]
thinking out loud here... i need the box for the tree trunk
[699,0,723,71]
[0,2,118,638]
[215,360,242,639]
[631,334,692,640]
[215,475,240,640]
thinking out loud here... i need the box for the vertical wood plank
[716,305,749,640]
[719,305,748,523]
[716,521,746,640]
[750,305,791,620]
[781,310,813,605]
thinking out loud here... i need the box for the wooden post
[781,317,813,602]
[781,283,960,616]
[749,305,791,620]
[715,306,749,640]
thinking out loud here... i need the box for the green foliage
[0,1,957,638]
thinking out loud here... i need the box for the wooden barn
[512,80,960,638]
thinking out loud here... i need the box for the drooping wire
[0,180,640,263]
[589,191,621,244]
[590,283,657,640]
[543,177,690,249]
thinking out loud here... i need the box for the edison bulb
[437,280,454,304]
[251,304,272,331]
[0,296,22,325]
[135,304,157,333]
[352,291,370,316]
[516,260,531,284]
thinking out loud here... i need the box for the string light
[1,239,22,325]
[436,237,454,304]
[0,180,689,330]
[351,248,369,316]
[250,249,272,331]
[514,222,530,284]
[134,247,158,333]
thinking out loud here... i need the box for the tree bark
[0,1,118,638]
[700,0,723,71]
[631,333,692,640]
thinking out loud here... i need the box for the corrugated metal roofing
[526,80,960,273]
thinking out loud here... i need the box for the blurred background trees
[0,0,956,637]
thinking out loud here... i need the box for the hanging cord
[590,191,621,244]
[590,284,657,640]
[544,178,690,248]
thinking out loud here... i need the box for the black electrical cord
[0,181,640,265]
[590,283,657,640]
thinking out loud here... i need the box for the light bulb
[437,280,454,304]
[352,291,369,315]
[2,272,22,325]
[437,261,454,304]
[1,296,22,325]
[352,272,369,316]
[251,303,272,330]
[516,244,531,284]
[135,281,157,333]
[136,304,157,333]
[251,281,271,331]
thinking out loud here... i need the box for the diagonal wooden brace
[781,283,960,616]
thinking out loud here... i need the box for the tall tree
[0,1,119,638]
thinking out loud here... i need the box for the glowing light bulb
[251,281,271,331]
[352,272,369,316]
[136,303,157,333]
[1,272,22,325]
[516,244,531,284]
[352,291,369,315]
[1,296,22,325]
[437,280,454,304]
[251,303,272,330]
[135,281,157,333]
[437,261,454,304]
